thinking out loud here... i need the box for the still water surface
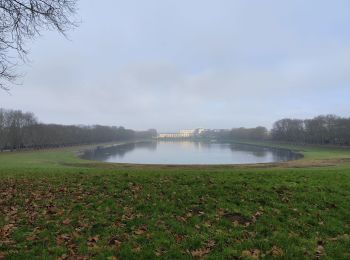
[82,141,302,165]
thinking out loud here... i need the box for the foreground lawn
[0,144,350,259]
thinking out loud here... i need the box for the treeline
[202,127,268,141]
[201,114,350,146]
[0,108,157,151]
[230,126,268,141]
[271,115,350,145]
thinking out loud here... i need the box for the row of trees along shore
[0,108,157,151]
[1,108,350,151]
[203,115,350,146]
[271,115,350,145]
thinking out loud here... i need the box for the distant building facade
[158,128,206,139]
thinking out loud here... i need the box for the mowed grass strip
[0,144,350,259]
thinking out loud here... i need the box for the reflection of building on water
[158,140,212,150]
[158,128,206,139]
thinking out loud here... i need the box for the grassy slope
[0,143,350,259]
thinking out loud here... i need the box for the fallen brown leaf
[87,235,99,248]
[26,234,37,241]
[62,218,71,225]
[269,246,284,257]
[134,229,145,235]
[242,249,261,259]
[57,254,69,260]
[0,252,6,260]
[56,234,71,246]
[206,240,216,249]
[328,234,350,241]
[175,234,183,243]
[133,245,141,252]
[191,247,210,258]
[134,225,147,235]
[314,245,325,259]
[109,237,122,248]
[251,211,263,223]
[176,216,187,222]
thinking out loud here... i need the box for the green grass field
[0,143,350,259]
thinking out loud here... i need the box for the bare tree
[0,0,77,90]
[0,108,153,151]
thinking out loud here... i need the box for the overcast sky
[1,0,350,132]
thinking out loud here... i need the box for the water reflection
[81,141,302,165]
[82,142,157,161]
[229,143,267,157]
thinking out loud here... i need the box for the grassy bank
[0,143,350,259]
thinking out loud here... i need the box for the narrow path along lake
[81,141,302,165]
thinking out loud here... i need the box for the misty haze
[1,1,350,259]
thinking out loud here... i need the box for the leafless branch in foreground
[0,0,78,90]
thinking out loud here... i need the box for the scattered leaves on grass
[0,223,16,242]
[190,240,216,258]
[0,166,349,259]
[121,206,136,221]
[56,234,71,246]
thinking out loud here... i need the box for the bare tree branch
[0,0,77,90]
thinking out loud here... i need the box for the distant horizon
[1,106,347,133]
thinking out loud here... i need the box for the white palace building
[157,128,206,139]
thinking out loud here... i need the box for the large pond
[81,141,302,165]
